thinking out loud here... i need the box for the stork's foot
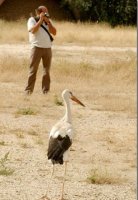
[60,197,66,200]
[39,195,50,200]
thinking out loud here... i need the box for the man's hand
[39,12,45,23]
[29,12,45,34]
[43,16,57,36]
[43,15,50,24]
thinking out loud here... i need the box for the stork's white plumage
[43,89,85,200]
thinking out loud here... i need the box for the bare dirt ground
[0,44,136,200]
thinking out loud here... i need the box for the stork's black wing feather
[47,135,72,165]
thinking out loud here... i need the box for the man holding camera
[25,5,56,95]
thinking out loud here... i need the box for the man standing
[25,5,56,95]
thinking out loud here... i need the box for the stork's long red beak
[71,95,85,107]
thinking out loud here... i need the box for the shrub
[60,0,137,26]
[0,152,14,176]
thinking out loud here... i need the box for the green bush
[60,0,137,26]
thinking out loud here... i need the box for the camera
[45,13,50,18]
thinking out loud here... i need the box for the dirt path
[0,43,136,66]
[0,43,136,56]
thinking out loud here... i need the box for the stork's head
[62,89,85,107]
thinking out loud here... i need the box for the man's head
[35,5,48,15]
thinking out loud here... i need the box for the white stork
[42,89,85,200]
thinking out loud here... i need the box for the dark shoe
[25,90,32,96]
[43,90,49,95]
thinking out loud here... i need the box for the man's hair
[36,6,47,14]
[35,8,42,14]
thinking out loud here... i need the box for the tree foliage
[60,0,137,26]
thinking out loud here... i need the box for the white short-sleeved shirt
[27,17,52,48]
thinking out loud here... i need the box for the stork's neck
[63,97,72,123]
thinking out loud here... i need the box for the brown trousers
[25,47,52,94]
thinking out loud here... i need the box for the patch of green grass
[28,130,38,136]
[0,141,6,146]
[20,143,31,148]
[54,95,63,106]
[0,152,14,176]
[16,107,38,115]
[16,132,24,138]
[11,129,25,138]
[36,138,44,145]
[87,168,124,185]
[0,168,14,176]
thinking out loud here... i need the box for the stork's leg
[60,161,67,200]
[46,164,55,196]
[40,164,55,200]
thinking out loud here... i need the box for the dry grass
[52,52,136,114]
[20,142,31,149]
[88,167,125,185]
[27,130,38,136]
[15,107,38,115]
[0,49,136,115]
[54,94,64,106]
[0,19,27,43]
[35,138,44,145]
[15,131,25,139]
[0,152,14,176]
[0,141,6,146]
[0,19,136,47]
[56,21,136,47]
[0,54,28,82]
